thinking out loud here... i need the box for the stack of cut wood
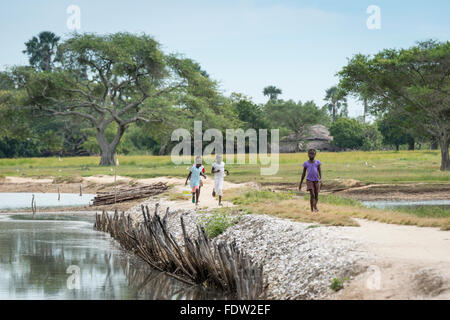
[91,182,168,206]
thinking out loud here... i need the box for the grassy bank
[0,150,449,184]
[223,189,450,230]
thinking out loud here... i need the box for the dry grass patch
[52,175,84,184]
[168,192,187,201]
[224,188,450,230]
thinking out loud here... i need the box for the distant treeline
[0,32,448,169]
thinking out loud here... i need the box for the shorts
[306,180,320,193]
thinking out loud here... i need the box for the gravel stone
[125,198,370,299]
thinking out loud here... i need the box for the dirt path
[0,175,254,213]
[140,176,258,211]
[332,219,450,299]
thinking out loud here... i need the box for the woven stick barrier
[94,205,267,299]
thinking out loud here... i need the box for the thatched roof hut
[279,124,336,153]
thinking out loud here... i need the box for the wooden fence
[94,205,267,299]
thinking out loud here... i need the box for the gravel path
[125,198,370,299]
[215,215,369,299]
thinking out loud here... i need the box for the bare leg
[218,195,222,206]
[314,184,320,211]
[309,190,315,212]
[195,189,200,205]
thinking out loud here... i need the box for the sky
[0,0,449,117]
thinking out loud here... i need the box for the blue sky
[1,0,449,117]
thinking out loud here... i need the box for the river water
[0,212,224,300]
[362,199,450,210]
[0,193,95,210]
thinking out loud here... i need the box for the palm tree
[23,31,60,71]
[263,85,282,101]
[324,86,348,122]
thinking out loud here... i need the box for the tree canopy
[23,31,60,72]
[324,86,348,122]
[14,32,230,165]
[338,40,450,170]
[263,85,282,101]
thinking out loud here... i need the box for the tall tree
[338,40,450,170]
[23,31,60,71]
[324,86,348,122]
[15,32,216,165]
[263,85,282,101]
[231,93,268,130]
[329,118,364,149]
[265,99,329,136]
[377,112,415,151]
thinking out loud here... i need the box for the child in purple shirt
[299,149,322,213]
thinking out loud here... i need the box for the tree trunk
[332,104,336,122]
[439,136,450,171]
[99,145,115,166]
[159,143,167,156]
[395,144,399,151]
[97,129,114,166]
[363,98,367,123]
[96,126,124,166]
[408,138,415,150]
[431,139,439,150]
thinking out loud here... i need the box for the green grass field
[0,150,448,184]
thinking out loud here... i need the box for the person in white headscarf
[211,154,229,206]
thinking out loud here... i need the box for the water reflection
[0,214,225,300]
[0,193,95,210]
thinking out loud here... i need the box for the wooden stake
[31,194,36,218]
[114,155,118,204]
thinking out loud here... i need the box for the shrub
[330,278,344,291]
[361,123,383,151]
[198,212,240,239]
[329,118,364,149]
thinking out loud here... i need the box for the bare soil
[330,219,450,299]
[265,179,450,201]
[334,182,450,201]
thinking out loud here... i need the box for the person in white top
[211,154,229,206]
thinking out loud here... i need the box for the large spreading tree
[339,40,450,170]
[14,32,216,165]
[264,99,330,137]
